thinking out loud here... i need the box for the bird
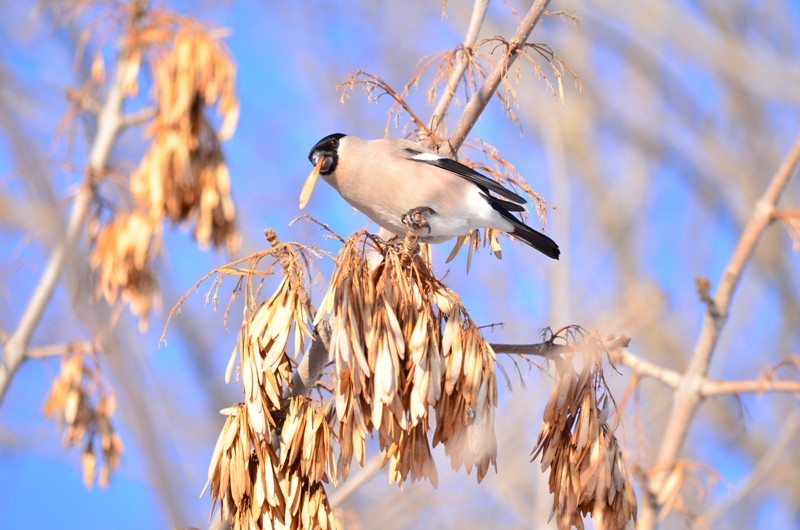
[302,133,560,259]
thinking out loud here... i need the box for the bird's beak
[300,156,325,209]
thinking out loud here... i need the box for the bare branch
[119,105,157,130]
[616,350,800,396]
[490,333,631,357]
[427,0,490,140]
[701,378,800,397]
[493,333,686,392]
[610,348,683,389]
[439,0,552,157]
[644,131,800,518]
[26,341,94,359]
[0,49,131,404]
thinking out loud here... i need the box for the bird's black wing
[404,148,527,205]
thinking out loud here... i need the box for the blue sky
[1,1,799,529]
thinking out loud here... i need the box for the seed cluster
[317,233,498,485]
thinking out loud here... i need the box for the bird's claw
[401,207,434,234]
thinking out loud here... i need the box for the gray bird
[303,133,560,259]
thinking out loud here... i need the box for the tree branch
[439,0,552,157]
[492,334,685,390]
[490,333,631,357]
[119,105,157,130]
[427,0,490,140]
[643,131,800,517]
[0,51,131,404]
[610,348,683,390]
[25,341,94,359]
[701,378,800,397]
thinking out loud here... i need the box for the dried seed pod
[233,261,312,433]
[208,401,338,530]
[193,237,337,529]
[89,210,161,330]
[130,27,240,254]
[42,343,123,490]
[280,397,337,486]
[317,232,498,486]
[532,354,637,530]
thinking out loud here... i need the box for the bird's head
[299,133,347,209]
[308,133,346,174]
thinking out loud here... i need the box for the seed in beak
[300,156,325,209]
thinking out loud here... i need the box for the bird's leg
[400,207,434,256]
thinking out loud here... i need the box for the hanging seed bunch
[131,27,240,253]
[85,10,240,326]
[279,397,338,529]
[224,246,317,436]
[207,404,284,530]
[165,236,324,429]
[316,232,499,485]
[531,352,637,530]
[89,210,161,331]
[42,342,123,489]
[234,271,309,435]
[177,237,334,529]
[207,399,338,530]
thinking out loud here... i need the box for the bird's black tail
[509,219,560,259]
[483,193,560,259]
[498,208,560,259]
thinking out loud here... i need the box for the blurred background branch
[0,9,142,403]
[643,133,800,526]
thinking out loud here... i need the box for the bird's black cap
[308,133,347,174]
[308,133,347,162]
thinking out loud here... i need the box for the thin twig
[490,333,631,357]
[119,105,157,130]
[611,348,683,389]
[26,341,94,359]
[700,378,800,396]
[439,0,552,158]
[0,46,132,404]
[643,132,800,521]
[427,0,490,141]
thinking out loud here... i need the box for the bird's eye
[331,139,339,147]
